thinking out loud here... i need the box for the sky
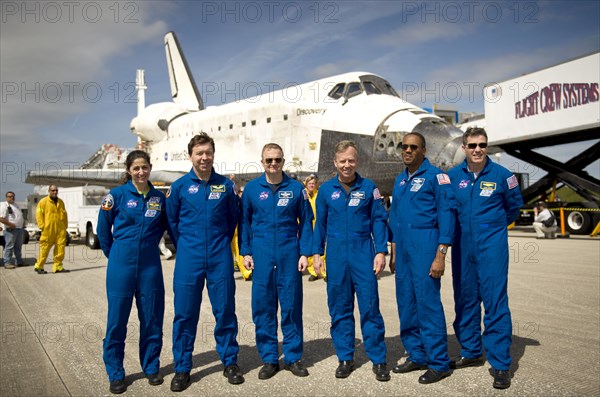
[1,0,599,202]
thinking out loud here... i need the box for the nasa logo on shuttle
[188,184,200,194]
[127,199,138,208]
[164,152,168,161]
[259,191,269,201]
[331,191,341,200]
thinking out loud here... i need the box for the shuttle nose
[373,114,464,170]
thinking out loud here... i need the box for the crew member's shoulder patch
[436,173,451,185]
[302,188,308,200]
[101,194,114,211]
[373,188,382,200]
[507,175,519,189]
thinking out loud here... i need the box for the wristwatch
[439,246,448,255]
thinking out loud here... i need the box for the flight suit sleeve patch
[101,194,114,211]
[507,175,519,189]
[373,188,382,200]
[436,173,451,185]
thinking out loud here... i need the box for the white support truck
[483,52,600,234]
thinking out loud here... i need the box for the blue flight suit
[239,172,313,366]
[448,157,523,371]
[97,181,168,382]
[166,168,241,373]
[389,158,455,372]
[313,173,388,365]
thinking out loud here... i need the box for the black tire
[86,224,100,249]
[565,210,593,235]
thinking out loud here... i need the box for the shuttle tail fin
[164,31,204,111]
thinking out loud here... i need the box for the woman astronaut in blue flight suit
[97,150,170,394]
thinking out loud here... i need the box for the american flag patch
[373,188,382,200]
[302,189,308,200]
[436,173,451,185]
[507,175,519,189]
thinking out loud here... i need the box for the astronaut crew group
[97,127,523,394]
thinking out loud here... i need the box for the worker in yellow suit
[232,225,252,280]
[34,185,69,274]
[304,175,326,281]
[229,182,251,281]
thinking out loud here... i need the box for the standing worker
[388,132,454,384]
[304,175,326,281]
[33,185,69,274]
[97,150,170,394]
[239,143,313,380]
[448,127,523,389]
[312,140,390,382]
[0,191,25,269]
[167,133,244,392]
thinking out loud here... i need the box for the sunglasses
[466,142,488,149]
[50,189,59,192]
[401,144,419,151]
[264,158,283,164]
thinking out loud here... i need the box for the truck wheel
[86,224,100,249]
[565,210,593,235]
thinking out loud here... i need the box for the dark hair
[537,201,547,209]
[463,127,488,145]
[403,132,426,148]
[5,191,15,198]
[188,132,215,155]
[121,150,151,184]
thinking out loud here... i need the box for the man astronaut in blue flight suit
[166,133,244,392]
[312,140,391,382]
[448,127,523,390]
[239,143,313,380]
[388,132,454,384]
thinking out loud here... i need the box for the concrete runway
[1,230,599,396]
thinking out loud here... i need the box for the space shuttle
[28,31,465,194]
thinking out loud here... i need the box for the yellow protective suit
[232,226,252,280]
[34,196,68,272]
[307,190,326,278]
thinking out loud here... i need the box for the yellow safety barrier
[591,221,600,237]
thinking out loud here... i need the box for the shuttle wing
[25,169,185,189]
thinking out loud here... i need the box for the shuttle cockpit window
[363,81,381,95]
[358,74,401,98]
[328,83,345,99]
[345,82,363,99]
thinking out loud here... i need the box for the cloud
[0,2,168,151]
[374,21,471,47]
